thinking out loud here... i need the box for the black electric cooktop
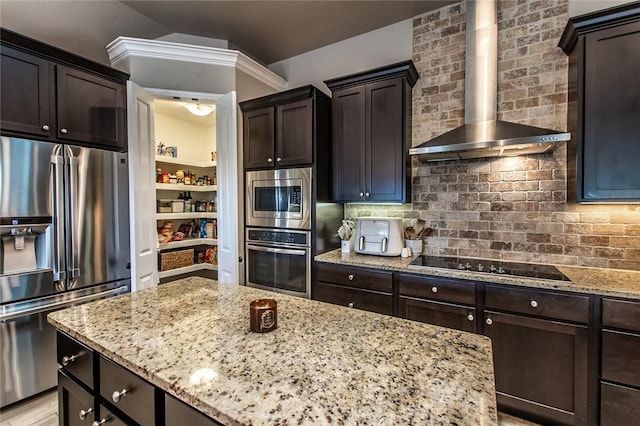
[409,255,572,282]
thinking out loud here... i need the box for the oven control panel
[247,229,308,246]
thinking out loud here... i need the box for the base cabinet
[484,311,588,425]
[601,298,640,425]
[57,331,221,426]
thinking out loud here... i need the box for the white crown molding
[106,37,287,91]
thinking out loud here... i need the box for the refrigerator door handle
[51,146,66,288]
[0,286,128,322]
[67,147,80,280]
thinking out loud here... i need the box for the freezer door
[0,137,53,220]
[65,146,131,290]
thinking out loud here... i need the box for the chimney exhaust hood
[409,0,570,162]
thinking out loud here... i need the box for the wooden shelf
[158,263,217,279]
[155,156,216,168]
[158,238,217,251]
[155,183,217,192]
[156,212,217,220]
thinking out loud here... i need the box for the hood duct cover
[410,0,570,162]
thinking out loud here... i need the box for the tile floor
[0,390,540,426]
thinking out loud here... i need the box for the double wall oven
[245,168,312,298]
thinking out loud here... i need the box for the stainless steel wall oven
[245,228,310,298]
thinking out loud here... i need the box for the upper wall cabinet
[560,4,640,202]
[0,29,128,151]
[325,61,418,203]
[240,86,329,170]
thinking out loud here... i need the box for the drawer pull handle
[348,274,354,281]
[42,125,50,131]
[112,389,128,403]
[92,417,110,426]
[60,128,68,134]
[62,353,81,366]
[79,408,93,420]
[485,318,493,325]
[276,157,282,162]
[267,157,273,163]
[530,300,538,308]
[431,286,438,293]
[467,314,474,322]
[348,302,354,308]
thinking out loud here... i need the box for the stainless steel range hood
[410,0,570,162]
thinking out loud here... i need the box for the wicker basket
[159,248,194,271]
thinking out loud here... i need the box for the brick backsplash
[346,0,640,272]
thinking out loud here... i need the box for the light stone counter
[48,278,498,426]
[315,250,640,300]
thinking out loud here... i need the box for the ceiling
[0,0,455,67]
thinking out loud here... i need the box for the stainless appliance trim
[66,146,80,280]
[0,285,128,322]
[245,167,312,229]
[246,244,307,257]
[52,145,66,283]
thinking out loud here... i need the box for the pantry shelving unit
[155,155,218,280]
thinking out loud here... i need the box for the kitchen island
[48,277,498,425]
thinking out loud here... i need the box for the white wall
[154,112,216,162]
[568,0,635,16]
[268,19,413,95]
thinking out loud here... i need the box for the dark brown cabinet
[397,273,477,333]
[166,394,223,426]
[0,29,128,151]
[483,285,590,426]
[560,5,640,202]
[58,370,96,426]
[313,262,393,315]
[325,61,417,203]
[240,86,327,170]
[601,298,640,425]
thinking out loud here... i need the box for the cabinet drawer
[484,284,589,323]
[398,273,476,305]
[603,298,640,332]
[314,282,392,315]
[398,297,476,333]
[602,330,640,387]
[96,403,128,426]
[315,262,392,292]
[166,394,223,426]
[601,382,640,426]
[99,356,156,426]
[57,331,95,390]
[58,369,96,426]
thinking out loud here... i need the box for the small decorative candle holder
[249,299,277,333]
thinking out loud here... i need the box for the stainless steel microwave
[245,167,311,229]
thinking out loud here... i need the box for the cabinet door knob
[485,318,493,325]
[467,314,474,322]
[267,157,273,163]
[530,300,538,308]
[62,353,81,366]
[112,388,128,403]
[42,124,50,131]
[60,128,68,134]
[359,192,364,197]
[79,408,93,420]
[92,418,108,426]
[348,274,354,281]
[276,157,282,162]
[348,302,354,308]
[365,192,370,197]
[431,286,438,293]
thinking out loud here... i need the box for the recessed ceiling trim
[106,37,287,90]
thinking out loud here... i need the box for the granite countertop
[48,278,498,426]
[315,250,640,299]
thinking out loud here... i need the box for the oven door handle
[247,245,307,256]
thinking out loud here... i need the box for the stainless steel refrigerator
[0,136,131,407]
